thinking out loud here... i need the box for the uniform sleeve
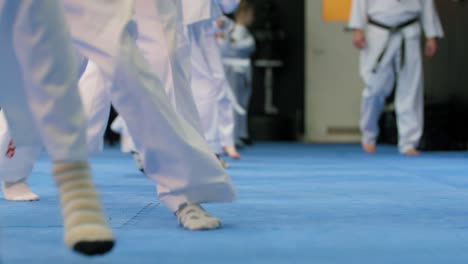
[348,0,367,30]
[421,0,444,38]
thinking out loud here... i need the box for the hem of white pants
[221,139,235,149]
[361,136,376,145]
[158,181,236,213]
[0,173,29,183]
[399,144,419,154]
[207,140,223,155]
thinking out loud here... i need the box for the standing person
[0,0,114,255]
[189,0,241,161]
[349,0,444,155]
[217,0,256,148]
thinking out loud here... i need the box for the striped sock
[53,162,114,256]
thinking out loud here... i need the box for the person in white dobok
[349,0,444,156]
[217,0,255,148]
[0,0,114,255]
[0,60,110,201]
[1,0,236,233]
[110,0,210,171]
[189,0,242,161]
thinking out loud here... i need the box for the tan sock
[53,162,114,256]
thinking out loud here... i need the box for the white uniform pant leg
[192,79,222,153]
[359,28,398,146]
[135,0,204,135]
[190,23,223,153]
[394,37,423,152]
[0,110,41,183]
[238,69,252,139]
[0,1,41,148]
[218,84,235,148]
[110,31,235,212]
[225,65,251,142]
[0,0,87,162]
[110,115,137,153]
[78,60,112,153]
[191,21,236,152]
[203,25,235,149]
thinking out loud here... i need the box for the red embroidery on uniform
[5,139,15,158]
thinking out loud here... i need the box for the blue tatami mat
[2,143,468,263]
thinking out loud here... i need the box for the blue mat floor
[1,143,468,263]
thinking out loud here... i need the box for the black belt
[368,17,420,73]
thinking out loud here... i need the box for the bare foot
[403,149,420,156]
[2,179,39,201]
[224,146,241,159]
[362,143,376,154]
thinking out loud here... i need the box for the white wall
[304,1,363,143]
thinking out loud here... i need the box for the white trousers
[360,25,423,153]
[112,0,207,154]
[0,1,87,163]
[224,64,252,143]
[0,111,41,183]
[190,21,235,153]
[0,0,235,212]
[109,31,235,212]
[110,115,136,153]
[135,0,203,134]
[0,60,109,183]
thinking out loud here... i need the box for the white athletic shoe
[176,204,222,231]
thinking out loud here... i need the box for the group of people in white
[0,0,444,257]
[0,0,255,256]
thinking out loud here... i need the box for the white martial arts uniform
[218,17,255,145]
[112,0,218,154]
[1,0,235,212]
[214,1,242,150]
[1,2,117,254]
[0,111,41,183]
[135,0,204,134]
[0,0,87,163]
[114,0,240,153]
[70,0,236,211]
[349,0,443,152]
[0,60,109,184]
[189,0,240,153]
